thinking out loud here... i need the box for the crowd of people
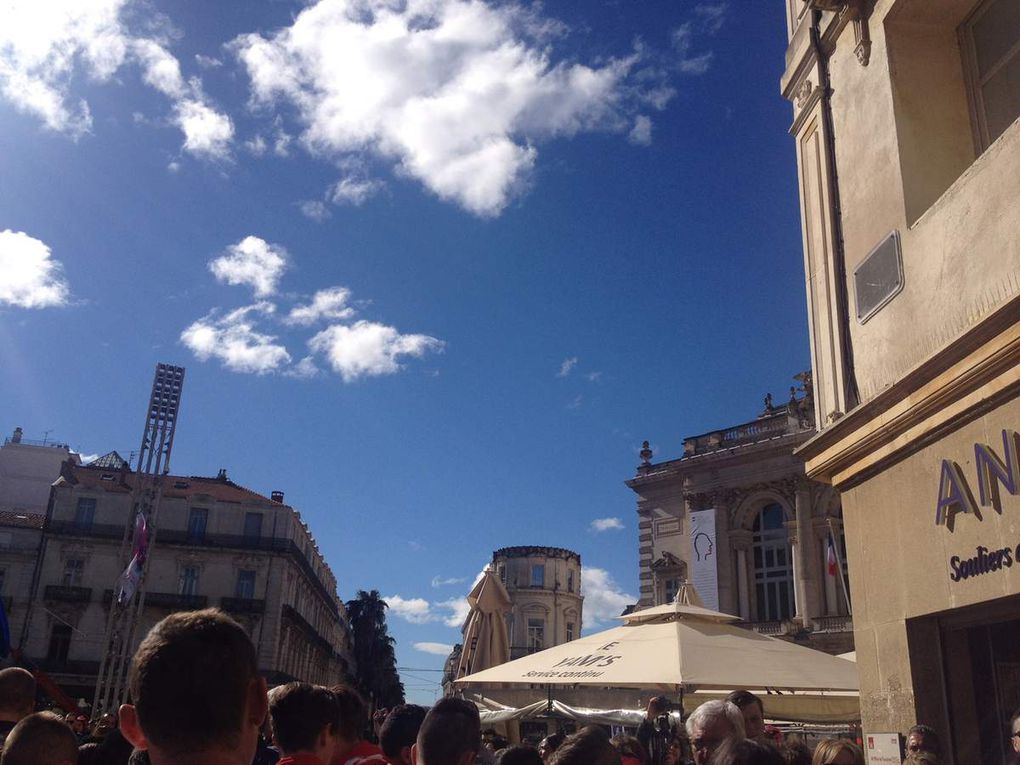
[0,608,1016,765]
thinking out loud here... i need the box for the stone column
[794,483,813,628]
[730,530,752,621]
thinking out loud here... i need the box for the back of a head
[380,705,429,759]
[331,684,368,743]
[610,734,648,764]
[709,739,782,765]
[416,698,481,765]
[548,727,622,765]
[778,740,812,765]
[724,691,762,714]
[685,700,745,739]
[810,739,863,765]
[495,746,544,765]
[269,682,339,755]
[0,668,36,718]
[129,608,257,757]
[0,711,78,765]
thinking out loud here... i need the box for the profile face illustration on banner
[693,531,714,561]
[689,509,720,610]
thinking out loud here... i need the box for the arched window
[752,503,795,621]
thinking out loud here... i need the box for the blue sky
[0,0,807,703]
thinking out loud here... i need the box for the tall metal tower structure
[92,363,185,713]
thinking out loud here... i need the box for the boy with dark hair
[725,690,766,743]
[412,698,480,765]
[118,608,269,765]
[269,683,341,765]
[0,711,79,765]
[329,686,386,765]
[0,668,36,746]
[379,705,428,765]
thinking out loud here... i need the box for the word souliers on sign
[936,429,1020,530]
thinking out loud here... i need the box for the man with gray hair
[685,700,744,765]
[0,668,36,746]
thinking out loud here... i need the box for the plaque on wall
[854,230,904,323]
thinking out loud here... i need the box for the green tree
[345,590,405,710]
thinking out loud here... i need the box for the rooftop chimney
[11,427,22,444]
[216,468,228,481]
[271,490,285,503]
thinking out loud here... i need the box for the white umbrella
[456,584,858,694]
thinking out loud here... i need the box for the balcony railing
[220,597,266,614]
[737,620,786,636]
[814,615,853,632]
[102,590,207,610]
[44,585,92,603]
[683,412,797,456]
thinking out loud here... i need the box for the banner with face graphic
[690,508,719,610]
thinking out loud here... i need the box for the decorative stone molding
[795,79,814,109]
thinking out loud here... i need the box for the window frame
[235,569,257,599]
[959,0,1020,152]
[62,558,85,587]
[178,565,200,597]
[530,564,544,588]
[187,507,209,541]
[74,497,96,530]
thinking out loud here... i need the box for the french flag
[826,534,838,577]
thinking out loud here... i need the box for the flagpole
[826,519,852,616]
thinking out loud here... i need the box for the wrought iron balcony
[220,597,266,614]
[102,590,207,610]
[44,585,92,603]
[813,615,853,632]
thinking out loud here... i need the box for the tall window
[960,0,1020,150]
[662,577,680,605]
[0,568,6,593]
[74,498,96,530]
[530,564,544,588]
[187,508,208,541]
[243,512,263,542]
[567,571,574,593]
[752,503,795,622]
[498,564,506,584]
[179,565,200,597]
[47,624,72,664]
[566,622,575,642]
[235,570,256,599]
[527,618,545,652]
[62,559,84,587]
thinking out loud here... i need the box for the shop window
[47,624,72,664]
[960,0,1020,150]
[752,504,795,622]
[62,558,84,587]
[527,618,545,652]
[74,498,96,530]
[178,565,200,596]
[187,508,208,541]
[235,569,256,599]
[530,565,544,588]
[243,512,263,542]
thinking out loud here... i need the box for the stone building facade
[493,546,583,659]
[626,387,853,655]
[780,1,1019,761]
[19,456,354,702]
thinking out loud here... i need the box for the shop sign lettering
[935,429,1019,531]
[521,641,623,680]
[948,544,1016,582]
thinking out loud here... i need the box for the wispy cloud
[628,115,652,146]
[285,287,356,326]
[586,371,602,382]
[385,594,470,627]
[233,0,671,216]
[179,303,291,375]
[590,517,624,532]
[557,357,579,378]
[209,236,289,297]
[431,575,467,588]
[582,567,635,628]
[329,176,385,207]
[567,394,583,410]
[414,642,454,656]
[670,2,728,76]
[0,230,70,309]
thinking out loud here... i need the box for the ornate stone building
[19,455,354,702]
[626,381,853,654]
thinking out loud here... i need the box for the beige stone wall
[841,394,1020,733]
[495,549,582,649]
[0,442,77,514]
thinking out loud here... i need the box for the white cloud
[285,287,355,326]
[567,394,583,410]
[581,567,635,628]
[694,3,728,34]
[586,371,602,382]
[670,5,726,76]
[436,596,471,628]
[431,575,467,588]
[245,134,268,156]
[309,320,444,382]
[414,642,454,656]
[299,200,331,222]
[284,355,320,378]
[0,1,232,157]
[590,517,624,533]
[557,356,578,378]
[628,115,652,146]
[385,595,435,625]
[179,302,291,374]
[233,0,658,216]
[329,176,384,206]
[195,53,223,68]
[0,230,71,308]
[208,236,289,297]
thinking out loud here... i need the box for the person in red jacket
[330,686,387,765]
[269,682,343,765]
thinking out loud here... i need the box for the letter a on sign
[935,460,979,530]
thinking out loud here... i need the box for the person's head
[1010,707,1020,755]
[906,725,939,756]
[548,727,621,765]
[380,704,429,765]
[648,696,670,717]
[268,682,341,762]
[685,701,744,765]
[725,691,765,743]
[777,740,812,765]
[810,738,863,765]
[92,712,117,739]
[330,684,369,759]
[538,732,565,762]
[0,711,79,765]
[495,745,544,765]
[71,714,88,735]
[0,668,36,722]
[610,734,647,765]
[118,608,267,765]
[413,698,480,765]
[707,738,782,765]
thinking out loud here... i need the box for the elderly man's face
[1011,719,1020,754]
[689,716,735,765]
